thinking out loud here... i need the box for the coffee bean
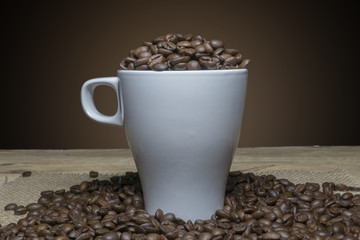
[203,42,214,54]
[219,53,233,62]
[103,232,120,240]
[224,56,238,66]
[55,236,70,240]
[148,54,165,68]
[225,49,238,56]
[127,62,135,70]
[239,59,250,68]
[145,233,160,240]
[4,203,17,211]
[166,53,181,61]
[79,181,88,193]
[298,194,313,202]
[22,171,32,177]
[181,48,196,57]
[134,58,149,67]
[342,192,353,200]
[14,206,27,215]
[149,45,158,55]
[89,171,99,178]
[26,203,43,211]
[186,60,201,70]
[213,47,225,56]
[135,65,149,70]
[158,48,173,57]
[233,53,243,63]
[138,51,152,59]
[210,39,224,49]
[173,63,187,70]
[151,63,168,71]
[169,56,190,65]
[262,232,281,239]
[177,41,192,48]
[162,42,177,51]
[143,41,153,46]
[194,44,206,53]
[133,46,149,58]
[199,56,217,70]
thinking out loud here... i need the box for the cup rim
[118,69,248,74]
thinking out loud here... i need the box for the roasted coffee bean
[169,56,190,65]
[26,203,43,211]
[166,53,181,61]
[213,48,225,56]
[203,42,214,54]
[127,62,135,70]
[4,203,17,211]
[148,54,165,68]
[180,48,196,57]
[133,46,149,58]
[14,206,27,215]
[135,65,149,70]
[89,171,99,178]
[79,181,88,193]
[158,48,173,57]
[165,33,178,43]
[239,59,250,68]
[224,56,238,66]
[151,63,168,71]
[102,232,120,240]
[177,41,192,48]
[262,232,281,239]
[134,58,149,67]
[162,42,177,51]
[219,53,233,62]
[186,60,201,70]
[225,49,238,56]
[195,44,206,53]
[138,51,152,59]
[145,233,160,240]
[173,63,187,70]
[119,61,126,70]
[149,45,158,55]
[210,39,224,49]
[55,236,70,240]
[199,56,217,70]
[22,171,32,177]
[143,41,153,46]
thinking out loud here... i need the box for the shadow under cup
[81,69,248,220]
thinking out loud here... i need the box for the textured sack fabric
[1,168,359,226]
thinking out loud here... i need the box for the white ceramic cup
[81,69,248,221]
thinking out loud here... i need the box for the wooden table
[1,146,359,185]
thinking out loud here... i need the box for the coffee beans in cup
[1,171,360,239]
[119,33,250,71]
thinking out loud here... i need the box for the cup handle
[81,77,123,126]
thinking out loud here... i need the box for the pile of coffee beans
[1,171,360,240]
[119,33,250,71]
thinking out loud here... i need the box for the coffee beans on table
[1,171,360,239]
[119,33,250,71]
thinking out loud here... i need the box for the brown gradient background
[1,1,359,149]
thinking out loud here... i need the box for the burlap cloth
[1,168,359,226]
